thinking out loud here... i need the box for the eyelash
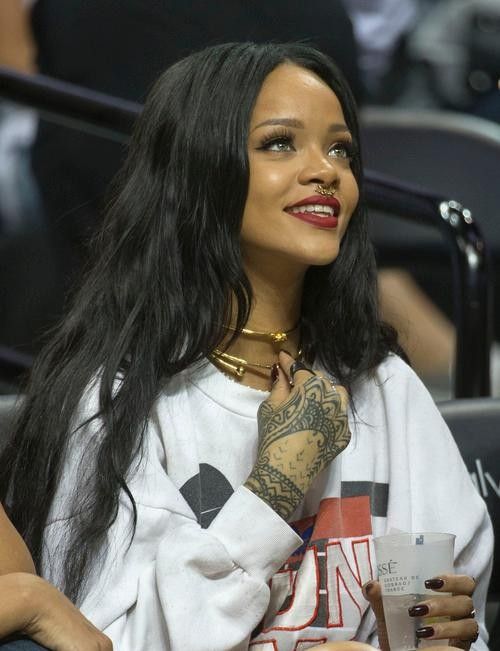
[257,128,356,160]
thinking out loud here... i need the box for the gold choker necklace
[224,322,299,344]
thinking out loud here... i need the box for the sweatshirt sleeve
[78,483,302,651]
[381,357,494,651]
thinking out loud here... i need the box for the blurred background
[1,0,500,399]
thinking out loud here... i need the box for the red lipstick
[285,195,340,229]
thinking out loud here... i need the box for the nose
[297,147,340,188]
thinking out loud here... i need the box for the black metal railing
[0,66,140,141]
[0,67,492,397]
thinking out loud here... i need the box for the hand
[363,576,479,651]
[0,573,112,651]
[245,351,351,520]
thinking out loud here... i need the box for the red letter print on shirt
[262,496,375,633]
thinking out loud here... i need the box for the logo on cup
[377,559,398,576]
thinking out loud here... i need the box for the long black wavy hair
[0,42,402,602]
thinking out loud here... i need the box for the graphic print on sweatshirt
[180,465,389,649]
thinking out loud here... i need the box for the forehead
[250,64,347,126]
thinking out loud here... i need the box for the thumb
[267,362,291,408]
[363,580,390,651]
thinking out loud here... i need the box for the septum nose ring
[316,183,337,197]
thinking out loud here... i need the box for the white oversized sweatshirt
[42,354,493,650]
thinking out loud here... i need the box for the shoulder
[372,352,423,387]
[353,352,433,407]
[349,353,450,443]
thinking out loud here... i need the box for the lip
[284,194,340,229]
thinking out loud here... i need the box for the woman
[0,43,492,650]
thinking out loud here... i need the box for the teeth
[290,204,335,216]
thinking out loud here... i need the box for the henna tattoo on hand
[245,376,351,520]
[244,462,305,521]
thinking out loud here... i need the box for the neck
[216,252,306,390]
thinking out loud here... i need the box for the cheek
[241,169,289,238]
[248,168,288,207]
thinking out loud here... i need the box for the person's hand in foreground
[363,576,479,650]
[0,572,112,651]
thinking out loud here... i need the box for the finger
[409,595,474,620]
[362,580,391,651]
[278,350,315,386]
[266,362,291,408]
[425,574,476,597]
[363,580,385,624]
[415,618,479,645]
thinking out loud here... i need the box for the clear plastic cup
[373,532,455,651]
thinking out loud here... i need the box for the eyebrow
[252,118,351,133]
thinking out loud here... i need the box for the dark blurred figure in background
[409,0,500,121]
[342,0,419,104]
[345,0,500,119]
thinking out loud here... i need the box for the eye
[328,141,355,160]
[263,137,294,152]
[257,129,295,153]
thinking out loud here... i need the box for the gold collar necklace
[224,321,299,344]
[210,347,303,379]
[210,349,273,378]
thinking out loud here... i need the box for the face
[241,64,359,271]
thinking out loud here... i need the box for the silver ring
[469,608,476,619]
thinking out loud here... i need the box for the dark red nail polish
[425,578,444,590]
[271,363,280,384]
[416,626,434,638]
[409,604,429,617]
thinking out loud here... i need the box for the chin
[295,243,341,267]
